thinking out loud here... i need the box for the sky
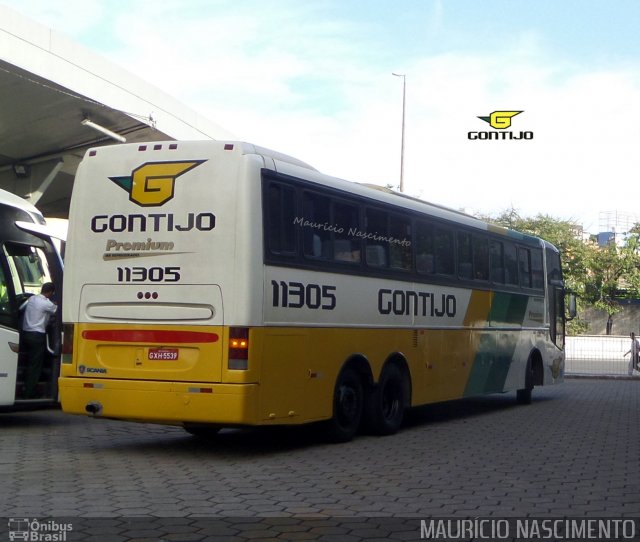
[3,0,640,234]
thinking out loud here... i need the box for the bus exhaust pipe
[85,402,103,416]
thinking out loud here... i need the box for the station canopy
[0,5,234,219]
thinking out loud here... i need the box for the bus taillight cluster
[228,327,249,370]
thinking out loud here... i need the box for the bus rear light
[228,327,249,370]
[230,337,248,349]
[62,324,74,363]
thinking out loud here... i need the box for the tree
[482,209,640,335]
[482,210,589,334]
[583,230,640,333]
[583,243,625,332]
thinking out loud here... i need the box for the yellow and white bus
[59,140,569,441]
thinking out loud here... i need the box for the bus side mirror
[567,293,577,320]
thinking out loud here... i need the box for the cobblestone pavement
[1,378,639,541]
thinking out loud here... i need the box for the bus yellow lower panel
[58,378,260,425]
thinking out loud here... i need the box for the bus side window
[473,235,489,281]
[333,201,360,263]
[457,231,473,279]
[504,242,518,286]
[267,183,296,256]
[434,227,454,275]
[365,208,389,268]
[302,191,331,259]
[416,221,435,274]
[531,248,544,290]
[389,214,411,270]
[519,247,532,288]
[490,240,505,284]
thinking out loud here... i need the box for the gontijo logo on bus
[109,161,206,206]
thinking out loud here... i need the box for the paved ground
[1,378,639,541]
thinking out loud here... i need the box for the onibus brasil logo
[8,518,73,541]
[468,110,533,140]
[109,160,206,206]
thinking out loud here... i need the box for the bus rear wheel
[365,363,407,436]
[325,367,364,443]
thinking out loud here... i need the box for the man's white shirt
[23,294,57,333]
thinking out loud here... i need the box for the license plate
[148,348,178,361]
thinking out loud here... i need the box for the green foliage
[481,208,640,335]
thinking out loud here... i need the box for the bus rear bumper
[58,377,259,425]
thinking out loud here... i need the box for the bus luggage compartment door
[75,284,224,383]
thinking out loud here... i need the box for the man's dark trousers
[21,330,47,399]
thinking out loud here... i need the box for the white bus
[0,189,64,409]
[59,141,569,441]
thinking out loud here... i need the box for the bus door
[0,259,20,406]
[0,241,60,404]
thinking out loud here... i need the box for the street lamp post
[392,72,406,192]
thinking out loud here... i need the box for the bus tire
[516,359,534,405]
[325,367,364,443]
[365,363,407,436]
[183,423,222,438]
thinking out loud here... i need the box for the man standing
[624,332,640,377]
[21,282,57,399]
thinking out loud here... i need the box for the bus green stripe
[464,291,528,396]
[489,292,529,326]
[464,332,519,396]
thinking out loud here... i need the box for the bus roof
[0,188,44,223]
[261,147,543,247]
